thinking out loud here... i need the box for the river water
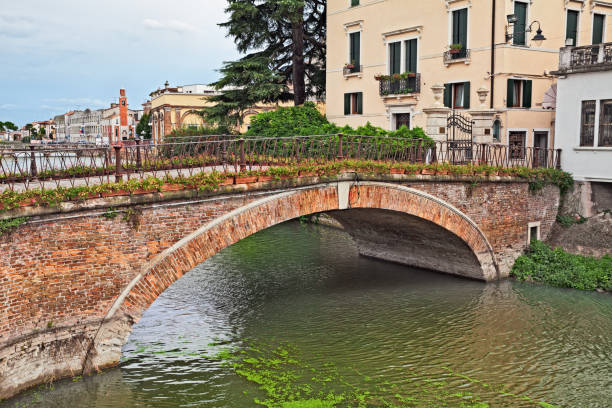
[3,222,612,407]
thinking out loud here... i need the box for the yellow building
[148,82,287,142]
[326,0,612,151]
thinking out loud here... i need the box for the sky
[0,0,239,127]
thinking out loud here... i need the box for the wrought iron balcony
[443,48,471,64]
[557,42,612,73]
[378,74,421,96]
[343,65,362,76]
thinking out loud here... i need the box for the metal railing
[378,74,421,96]
[558,42,612,72]
[343,65,363,75]
[0,135,562,191]
[443,49,470,63]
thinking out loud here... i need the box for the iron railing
[378,74,421,96]
[443,49,470,63]
[558,42,612,72]
[0,135,562,191]
[343,65,363,75]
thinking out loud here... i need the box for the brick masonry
[0,177,560,400]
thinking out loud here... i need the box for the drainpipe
[490,0,496,109]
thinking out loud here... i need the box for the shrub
[511,240,612,291]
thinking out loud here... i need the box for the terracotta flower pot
[161,184,185,192]
[19,198,36,207]
[101,190,129,198]
[218,177,235,186]
[299,171,316,177]
[390,168,404,175]
[421,168,435,175]
[257,175,274,182]
[436,170,449,175]
[132,189,157,195]
[235,175,258,184]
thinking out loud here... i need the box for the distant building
[553,41,612,216]
[31,120,56,139]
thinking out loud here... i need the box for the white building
[554,42,612,215]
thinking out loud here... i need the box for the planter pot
[421,169,435,175]
[257,175,275,182]
[161,184,185,192]
[218,177,235,186]
[298,171,316,177]
[19,198,36,207]
[132,189,157,195]
[390,168,405,175]
[73,193,100,201]
[449,49,461,54]
[341,168,356,173]
[101,190,129,198]
[436,170,449,175]
[235,175,258,184]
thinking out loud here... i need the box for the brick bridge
[0,173,560,400]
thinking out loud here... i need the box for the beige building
[148,82,289,142]
[327,0,612,151]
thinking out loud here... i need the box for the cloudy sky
[0,0,239,127]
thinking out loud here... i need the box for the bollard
[114,145,123,182]
[239,138,246,172]
[29,145,38,177]
[337,133,344,160]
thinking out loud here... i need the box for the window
[344,92,363,115]
[394,113,410,130]
[349,31,360,72]
[506,79,532,108]
[599,100,612,147]
[493,119,501,141]
[566,9,579,46]
[351,0,359,6]
[580,100,596,146]
[451,8,468,51]
[593,14,605,44]
[443,82,470,109]
[405,39,417,73]
[513,1,528,45]
[509,131,526,159]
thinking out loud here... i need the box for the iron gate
[446,111,474,164]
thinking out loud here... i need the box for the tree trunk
[291,6,306,106]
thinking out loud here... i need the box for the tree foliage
[136,113,152,139]
[0,121,18,132]
[203,0,326,125]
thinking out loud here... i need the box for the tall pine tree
[203,0,326,128]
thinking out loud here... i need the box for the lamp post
[505,18,546,45]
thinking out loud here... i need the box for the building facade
[553,41,612,216]
[326,0,612,151]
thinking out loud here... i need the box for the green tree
[2,121,18,131]
[0,122,4,132]
[136,113,152,139]
[205,0,326,125]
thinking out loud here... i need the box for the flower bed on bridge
[0,160,573,213]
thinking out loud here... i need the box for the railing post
[239,137,246,172]
[29,145,38,177]
[135,138,142,169]
[556,149,562,169]
[221,137,228,166]
[337,133,344,160]
[114,145,123,182]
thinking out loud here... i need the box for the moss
[0,216,27,236]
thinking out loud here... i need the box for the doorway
[533,131,549,167]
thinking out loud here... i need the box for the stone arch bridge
[0,174,560,400]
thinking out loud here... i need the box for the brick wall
[0,178,560,400]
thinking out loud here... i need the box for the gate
[446,111,474,164]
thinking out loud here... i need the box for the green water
[4,221,611,407]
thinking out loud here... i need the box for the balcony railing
[378,74,421,96]
[557,42,612,73]
[443,48,471,64]
[343,65,362,76]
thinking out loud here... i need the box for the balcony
[378,74,421,97]
[556,42,612,74]
[443,48,471,66]
[343,64,363,77]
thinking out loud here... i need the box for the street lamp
[506,19,546,45]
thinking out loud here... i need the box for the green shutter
[514,2,527,45]
[444,83,452,108]
[566,10,579,46]
[405,39,417,73]
[344,93,351,115]
[350,32,360,66]
[351,0,359,6]
[507,79,515,107]
[357,92,363,114]
[459,9,468,48]
[593,14,604,44]
[463,82,470,109]
[522,80,532,108]
[389,42,401,74]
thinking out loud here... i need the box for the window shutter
[522,80,532,108]
[452,10,460,45]
[350,32,360,66]
[507,79,515,107]
[444,84,452,108]
[390,42,401,74]
[357,92,363,114]
[344,93,351,115]
[566,10,579,46]
[593,14,604,44]
[459,9,468,48]
[406,39,417,73]
[514,2,527,45]
[463,82,470,109]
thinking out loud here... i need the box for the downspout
[490,0,496,109]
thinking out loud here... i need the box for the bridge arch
[84,181,497,372]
